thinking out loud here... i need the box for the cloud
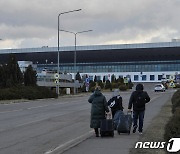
[0,0,179,49]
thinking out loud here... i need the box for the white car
[154,84,166,92]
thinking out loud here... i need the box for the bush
[89,81,96,89]
[171,89,180,113]
[105,80,112,90]
[164,107,180,141]
[119,85,128,91]
[0,86,57,100]
[89,86,95,92]
[80,84,86,92]
[97,80,104,89]
[164,90,180,142]
[59,88,66,95]
[111,82,119,89]
[175,84,180,88]
[127,82,134,89]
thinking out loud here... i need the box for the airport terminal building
[0,41,180,82]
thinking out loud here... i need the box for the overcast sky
[0,0,180,49]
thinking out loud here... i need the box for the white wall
[78,71,179,82]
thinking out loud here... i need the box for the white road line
[44,130,94,154]
[27,105,50,110]
[0,101,81,114]
[0,109,23,114]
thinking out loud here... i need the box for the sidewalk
[60,92,173,154]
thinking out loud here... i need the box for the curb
[44,130,94,154]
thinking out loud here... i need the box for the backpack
[136,92,145,108]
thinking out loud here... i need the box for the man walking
[128,84,150,134]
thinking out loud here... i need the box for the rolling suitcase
[100,114,114,137]
[117,112,132,135]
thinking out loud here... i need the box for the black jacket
[108,95,123,117]
[128,84,150,111]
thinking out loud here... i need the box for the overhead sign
[54,73,60,79]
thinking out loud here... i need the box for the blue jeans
[133,111,145,132]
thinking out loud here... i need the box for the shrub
[105,80,112,90]
[0,86,57,100]
[164,107,180,141]
[89,86,95,92]
[175,84,180,88]
[59,88,66,95]
[119,85,128,91]
[97,80,104,89]
[80,84,86,92]
[111,82,119,89]
[89,81,96,89]
[171,89,180,113]
[127,82,134,89]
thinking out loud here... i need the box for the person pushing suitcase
[128,84,150,134]
[108,89,124,118]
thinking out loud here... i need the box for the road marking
[0,100,82,114]
[44,130,94,154]
[27,105,50,109]
[0,109,23,114]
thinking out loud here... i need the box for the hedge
[164,90,180,141]
[0,86,58,100]
[164,108,180,141]
[119,85,128,91]
[171,89,180,113]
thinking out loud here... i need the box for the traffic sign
[85,78,90,83]
[54,73,60,79]
[124,77,128,84]
[170,75,174,80]
[54,79,59,84]
[169,81,175,88]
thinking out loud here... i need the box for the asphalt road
[0,84,175,154]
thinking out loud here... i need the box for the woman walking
[88,86,109,137]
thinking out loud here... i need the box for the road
[0,85,175,154]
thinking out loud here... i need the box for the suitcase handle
[127,111,132,115]
[105,112,112,119]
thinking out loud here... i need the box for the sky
[0,0,180,49]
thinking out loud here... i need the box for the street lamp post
[60,29,93,94]
[57,9,81,95]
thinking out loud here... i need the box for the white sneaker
[139,132,143,135]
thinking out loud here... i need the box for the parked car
[154,84,166,92]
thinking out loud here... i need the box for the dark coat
[128,84,150,111]
[108,95,123,117]
[88,90,109,128]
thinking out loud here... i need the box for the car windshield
[155,85,162,87]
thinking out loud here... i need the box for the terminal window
[158,75,163,80]
[96,76,101,81]
[134,75,139,81]
[150,75,155,81]
[142,75,147,81]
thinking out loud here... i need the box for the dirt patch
[130,100,172,154]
